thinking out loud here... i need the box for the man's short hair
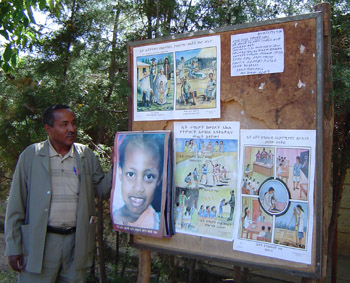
[43,104,71,126]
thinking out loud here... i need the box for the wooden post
[315,2,333,282]
[137,250,151,283]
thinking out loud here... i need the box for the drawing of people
[139,71,153,107]
[155,67,168,105]
[178,190,189,207]
[184,172,192,187]
[198,205,205,217]
[265,226,272,241]
[243,207,253,229]
[200,162,208,184]
[294,205,305,248]
[218,199,226,218]
[262,187,277,212]
[293,156,307,190]
[178,56,185,81]
[188,60,196,78]
[213,141,219,152]
[219,140,224,152]
[180,76,196,106]
[184,141,189,152]
[113,134,163,230]
[204,73,216,102]
[150,58,158,100]
[256,150,261,162]
[256,210,265,222]
[209,206,217,218]
[163,57,171,81]
[226,190,235,221]
[192,167,199,187]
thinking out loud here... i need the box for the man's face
[209,74,213,80]
[120,145,161,219]
[45,109,77,150]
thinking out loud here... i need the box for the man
[5,104,113,282]
[139,71,153,107]
[180,76,196,106]
[204,72,216,102]
[226,190,235,221]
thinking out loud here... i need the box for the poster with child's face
[110,131,170,237]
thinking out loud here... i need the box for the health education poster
[133,35,221,121]
[110,131,171,237]
[173,122,239,241]
[233,130,316,264]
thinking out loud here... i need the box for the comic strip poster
[233,130,316,264]
[173,122,239,241]
[133,35,221,121]
[110,131,171,237]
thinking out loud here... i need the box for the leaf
[3,45,12,62]
[26,2,36,24]
[11,53,17,67]
[39,0,47,10]
[0,29,9,40]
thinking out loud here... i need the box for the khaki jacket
[5,140,112,273]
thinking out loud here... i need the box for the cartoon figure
[262,187,277,212]
[204,72,216,101]
[218,199,226,218]
[113,134,163,230]
[226,190,235,221]
[293,156,307,190]
[139,71,153,107]
[294,205,305,248]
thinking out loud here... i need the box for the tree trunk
[96,198,108,282]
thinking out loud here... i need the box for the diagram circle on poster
[258,177,290,216]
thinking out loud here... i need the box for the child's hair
[118,133,165,211]
[119,133,164,175]
[296,156,300,161]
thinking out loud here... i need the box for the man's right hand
[8,255,23,273]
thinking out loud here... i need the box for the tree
[0,0,60,71]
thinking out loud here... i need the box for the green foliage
[0,0,61,71]
[0,269,17,282]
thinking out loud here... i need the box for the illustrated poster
[110,131,170,237]
[233,130,316,264]
[173,122,239,241]
[133,35,221,121]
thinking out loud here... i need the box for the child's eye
[126,172,135,179]
[144,173,155,182]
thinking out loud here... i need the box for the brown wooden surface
[129,13,329,277]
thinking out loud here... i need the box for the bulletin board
[126,11,331,279]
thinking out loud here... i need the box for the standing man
[5,104,113,282]
[226,190,235,221]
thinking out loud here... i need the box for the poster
[231,29,284,76]
[133,35,221,121]
[110,131,171,237]
[173,122,239,241]
[233,130,315,264]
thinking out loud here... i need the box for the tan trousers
[19,232,87,283]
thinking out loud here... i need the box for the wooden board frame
[126,12,329,279]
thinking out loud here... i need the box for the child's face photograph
[120,144,161,218]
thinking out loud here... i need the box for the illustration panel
[174,122,240,241]
[136,53,174,112]
[233,130,316,264]
[175,47,218,110]
[133,35,221,121]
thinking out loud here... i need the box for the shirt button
[47,191,50,194]
[45,208,48,212]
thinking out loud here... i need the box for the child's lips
[129,196,145,207]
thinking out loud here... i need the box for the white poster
[133,36,221,121]
[173,122,239,241]
[231,29,284,76]
[233,130,315,264]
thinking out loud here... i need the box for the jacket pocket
[20,224,31,256]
